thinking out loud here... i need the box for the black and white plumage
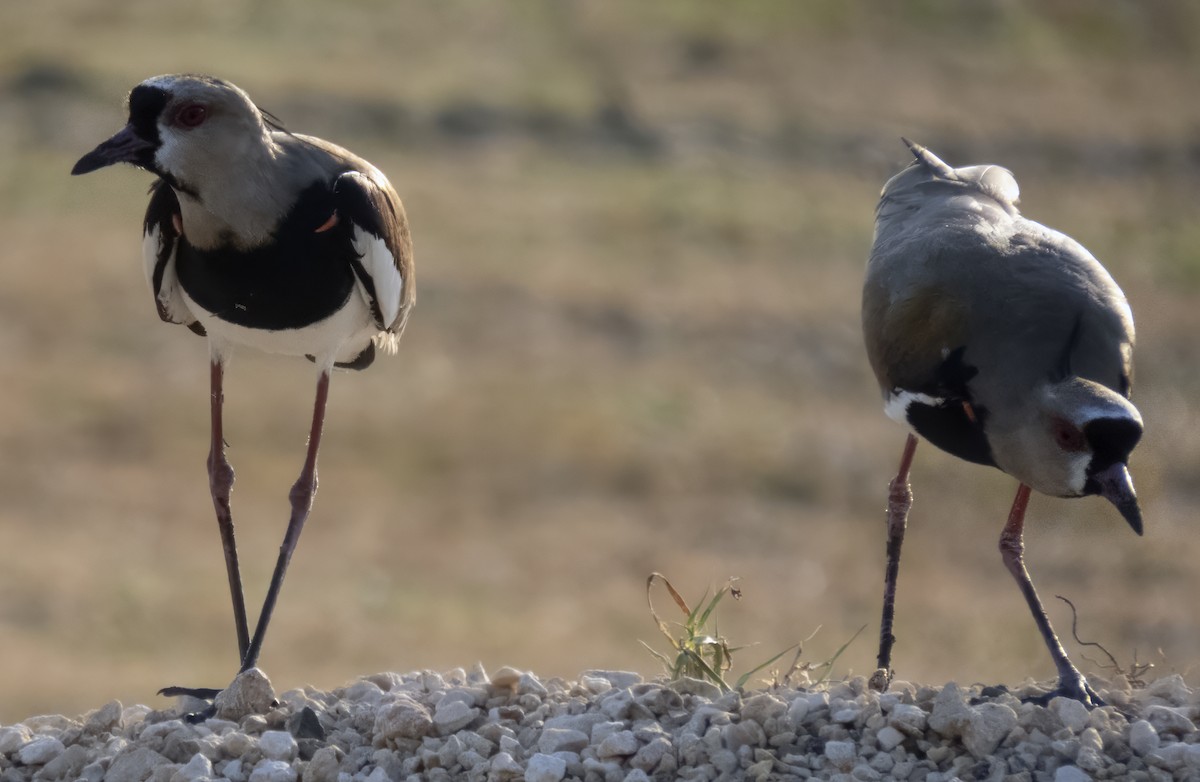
[73,74,414,707]
[861,140,1142,706]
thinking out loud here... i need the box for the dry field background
[0,1,1197,722]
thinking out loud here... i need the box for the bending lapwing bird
[72,74,414,710]
[862,139,1142,706]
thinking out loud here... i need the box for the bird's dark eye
[175,104,208,129]
[1051,417,1087,452]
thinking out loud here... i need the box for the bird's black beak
[1090,462,1143,536]
[71,124,156,175]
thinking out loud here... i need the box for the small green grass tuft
[770,622,867,690]
[640,572,801,691]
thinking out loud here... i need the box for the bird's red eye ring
[1051,417,1087,452]
[175,104,208,128]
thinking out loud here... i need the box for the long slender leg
[870,432,919,692]
[240,370,331,672]
[159,357,251,704]
[998,483,1101,706]
[208,358,251,661]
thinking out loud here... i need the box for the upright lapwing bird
[72,74,414,710]
[862,139,1142,706]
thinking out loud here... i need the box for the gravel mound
[1,667,1198,782]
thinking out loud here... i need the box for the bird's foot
[1023,672,1105,708]
[157,686,220,723]
[158,668,277,723]
[158,685,223,699]
[868,667,893,693]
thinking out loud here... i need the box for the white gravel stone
[258,730,298,761]
[248,759,297,782]
[1151,741,1190,771]
[928,682,970,738]
[37,742,89,780]
[630,736,671,771]
[537,728,589,754]
[1078,726,1103,752]
[490,750,523,776]
[1076,745,1106,773]
[580,670,641,689]
[16,736,64,765]
[215,668,277,722]
[1049,697,1091,734]
[786,696,811,727]
[723,719,765,752]
[596,729,638,758]
[669,677,722,699]
[1053,766,1091,782]
[833,705,861,724]
[344,680,385,706]
[1144,704,1196,737]
[591,720,625,745]
[599,689,635,720]
[373,697,432,743]
[579,675,612,695]
[962,702,1018,758]
[80,760,106,782]
[0,671,1195,782]
[741,693,786,726]
[363,766,389,782]
[85,700,124,734]
[824,739,856,771]
[222,758,246,782]
[499,734,523,758]
[459,748,488,771]
[524,752,567,782]
[22,715,77,733]
[490,666,523,691]
[887,703,927,737]
[876,725,905,751]
[542,712,608,735]
[1145,674,1190,704]
[106,747,171,782]
[432,698,478,733]
[710,748,738,774]
[0,725,32,756]
[1128,719,1160,755]
[171,752,214,782]
[223,732,256,758]
[305,746,343,782]
[517,673,549,698]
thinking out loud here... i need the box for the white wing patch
[141,224,162,293]
[884,389,945,426]
[142,224,193,325]
[351,226,403,330]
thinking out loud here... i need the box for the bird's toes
[158,685,223,723]
[158,685,223,699]
[868,667,893,693]
[184,704,219,724]
[1022,675,1106,708]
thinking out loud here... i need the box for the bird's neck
[174,172,291,251]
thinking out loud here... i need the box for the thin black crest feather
[258,105,326,156]
[1052,311,1085,382]
[258,107,289,134]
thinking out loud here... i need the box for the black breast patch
[175,182,358,330]
[907,401,995,467]
[905,346,996,467]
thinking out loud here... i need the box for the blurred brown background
[0,1,1197,722]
